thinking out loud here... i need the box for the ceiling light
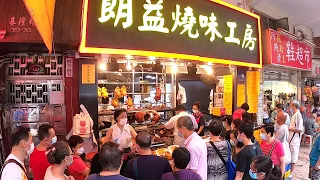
[126,63,132,70]
[126,55,133,59]
[146,75,152,78]
[172,64,178,74]
[149,56,156,61]
[205,65,213,74]
[99,63,107,71]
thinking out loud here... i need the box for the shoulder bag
[268,139,278,156]
[209,141,236,180]
[0,159,29,180]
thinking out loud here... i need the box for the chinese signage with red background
[264,29,312,70]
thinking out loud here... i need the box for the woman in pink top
[260,124,285,178]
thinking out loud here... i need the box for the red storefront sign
[264,29,312,70]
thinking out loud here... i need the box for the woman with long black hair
[249,155,282,180]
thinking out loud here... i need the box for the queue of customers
[2,106,287,180]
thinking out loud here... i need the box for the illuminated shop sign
[80,0,262,68]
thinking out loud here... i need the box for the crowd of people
[2,100,320,180]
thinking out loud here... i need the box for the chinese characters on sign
[82,64,95,84]
[268,29,312,70]
[223,75,233,115]
[9,16,35,33]
[98,0,257,51]
[246,71,260,113]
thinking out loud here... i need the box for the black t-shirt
[123,155,172,180]
[194,114,205,136]
[225,130,232,142]
[236,144,262,180]
[88,174,132,180]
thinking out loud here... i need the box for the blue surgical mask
[230,140,236,146]
[260,133,267,140]
[51,136,57,144]
[249,169,258,179]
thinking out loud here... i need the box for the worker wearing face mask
[192,101,206,136]
[102,109,137,151]
[68,135,90,180]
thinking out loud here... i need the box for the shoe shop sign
[80,0,262,68]
[264,28,312,71]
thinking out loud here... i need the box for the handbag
[209,141,236,180]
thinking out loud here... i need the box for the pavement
[289,145,312,180]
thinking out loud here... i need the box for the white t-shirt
[44,166,69,180]
[1,154,28,180]
[275,124,289,143]
[288,111,304,145]
[111,124,132,149]
[165,112,198,147]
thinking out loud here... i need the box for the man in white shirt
[176,116,207,180]
[1,126,34,180]
[288,100,304,175]
[165,105,198,147]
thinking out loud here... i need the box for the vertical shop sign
[65,58,73,77]
[265,29,312,70]
[246,71,260,113]
[82,64,95,84]
[237,84,246,107]
[223,75,233,115]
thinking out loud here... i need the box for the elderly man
[288,100,304,176]
[176,116,207,180]
[165,105,198,147]
[275,111,290,143]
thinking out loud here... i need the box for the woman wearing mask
[230,130,244,163]
[102,109,137,150]
[67,135,90,180]
[260,124,286,178]
[193,101,205,136]
[101,109,137,174]
[44,141,75,180]
[249,155,282,180]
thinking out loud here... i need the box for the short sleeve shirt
[310,135,320,166]
[185,132,208,180]
[30,148,51,180]
[289,111,304,145]
[275,124,289,143]
[68,156,88,180]
[1,154,28,180]
[236,145,262,180]
[261,140,285,165]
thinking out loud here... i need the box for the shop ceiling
[249,0,320,37]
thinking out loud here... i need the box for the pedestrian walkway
[290,146,311,180]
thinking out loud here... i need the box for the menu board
[82,64,95,84]
[246,71,260,113]
[237,84,246,107]
[223,75,233,115]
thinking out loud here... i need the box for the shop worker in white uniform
[1,126,34,180]
[288,100,304,176]
[165,105,198,147]
[103,109,137,151]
